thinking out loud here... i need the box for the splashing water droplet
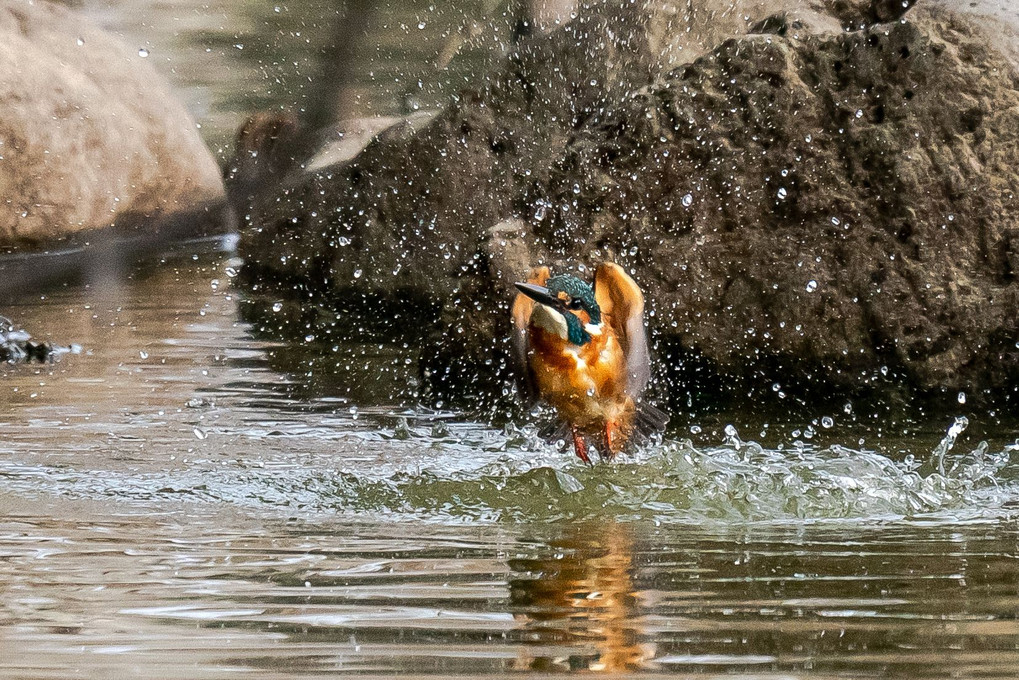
[929,416,969,476]
[271,302,283,313]
[805,280,818,293]
[353,269,363,279]
[139,350,149,360]
[138,47,149,58]
[957,391,966,404]
[821,416,834,428]
[777,187,788,200]
[682,193,693,207]
[948,415,968,438]
[723,424,742,449]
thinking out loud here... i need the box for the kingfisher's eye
[567,298,583,310]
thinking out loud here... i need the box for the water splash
[926,415,968,476]
[2,418,1015,526]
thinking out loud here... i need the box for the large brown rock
[0,0,223,248]
[238,0,1019,407]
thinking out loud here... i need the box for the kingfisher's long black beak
[514,282,562,309]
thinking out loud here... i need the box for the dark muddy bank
[236,0,1019,409]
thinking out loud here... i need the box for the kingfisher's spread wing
[511,266,550,399]
[594,262,650,397]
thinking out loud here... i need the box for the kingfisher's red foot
[603,421,620,461]
[571,428,592,464]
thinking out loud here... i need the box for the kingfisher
[512,263,667,463]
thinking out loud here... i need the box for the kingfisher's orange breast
[527,324,631,430]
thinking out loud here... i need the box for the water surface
[6,2,1019,676]
[3,245,1019,677]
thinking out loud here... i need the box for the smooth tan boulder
[0,0,223,248]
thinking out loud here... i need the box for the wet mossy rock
[239,0,1019,406]
[0,0,223,248]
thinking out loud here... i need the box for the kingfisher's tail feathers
[633,401,669,439]
[537,418,572,449]
[533,402,669,453]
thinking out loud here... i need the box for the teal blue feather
[546,275,601,346]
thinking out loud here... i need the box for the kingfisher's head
[515,274,602,345]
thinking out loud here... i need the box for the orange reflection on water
[509,522,654,672]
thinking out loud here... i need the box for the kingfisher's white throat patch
[531,304,569,340]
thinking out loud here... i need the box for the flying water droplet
[681,193,693,207]
[805,280,818,293]
[138,47,149,58]
[821,416,834,428]
[957,391,966,404]
[948,415,968,438]
[272,301,283,313]
[777,187,787,200]
[723,424,743,449]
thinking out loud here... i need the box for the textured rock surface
[0,0,223,248]
[239,0,1019,406]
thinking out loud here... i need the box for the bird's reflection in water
[509,522,654,672]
